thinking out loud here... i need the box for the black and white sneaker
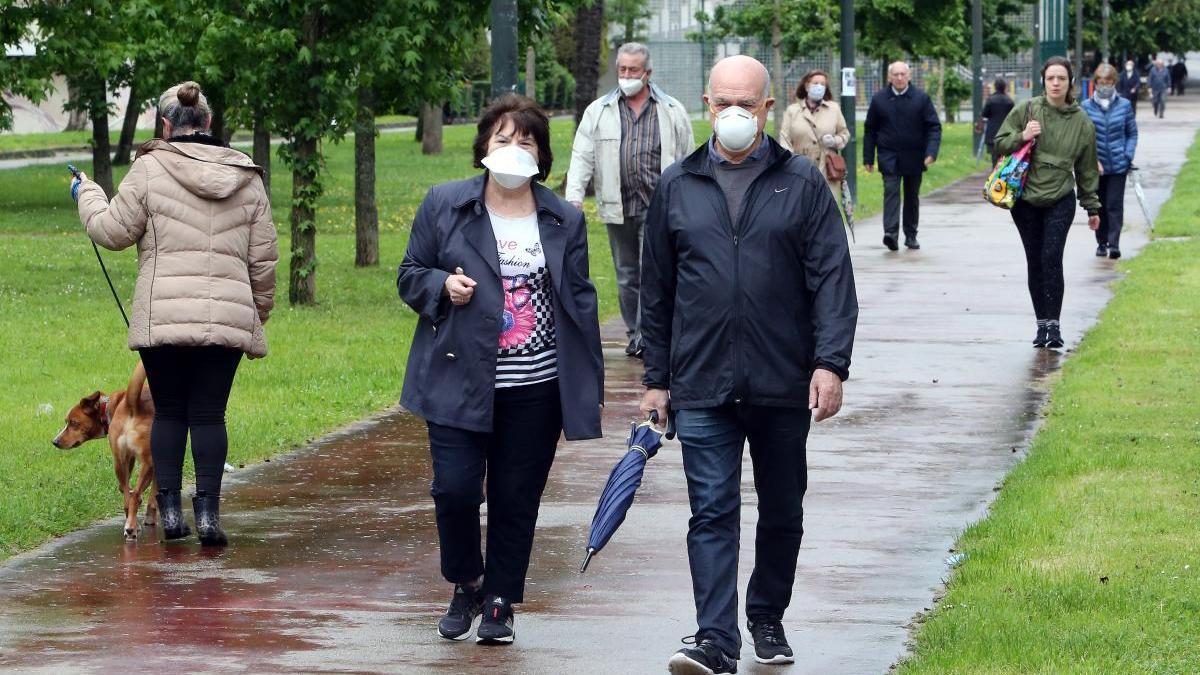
[667,637,738,674]
[1045,323,1064,349]
[747,619,794,664]
[1095,244,1108,257]
[475,595,515,644]
[437,584,484,641]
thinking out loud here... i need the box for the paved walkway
[0,100,1195,674]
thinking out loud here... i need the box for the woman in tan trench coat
[779,69,851,198]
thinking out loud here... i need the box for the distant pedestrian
[72,81,278,547]
[980,78,1015,165]
[1170,58,1187,95]
[398,95,604,646]
[566,42,695,360]
[994,56,1101,350]
[863,61,942,251]
[640,54,858,674]
[779,69,851,199]
[1149,59,1170,117]
[1118,59,1141,116]
[1083,64,1138,260]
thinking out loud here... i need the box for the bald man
[639,54,858,674]
[863,61,942,250]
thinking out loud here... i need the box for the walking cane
[69,165,130,327]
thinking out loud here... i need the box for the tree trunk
[771,2,785,136]
[525,45,537,101]
[253,109,271,195]
[421,101,443,155]
[89,79,114,198]
[112,79,141,166]
[355,84,379,267]
[573,0,604,127]
[209,87,228,141]
[288,136,319,305]
[414,107,424,143]
[154,113,164,140]
[65,80,88,131]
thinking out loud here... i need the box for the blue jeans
[675,403,811,658]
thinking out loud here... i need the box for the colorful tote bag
[983,138,1035,209]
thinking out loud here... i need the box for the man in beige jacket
[567,42,695,358]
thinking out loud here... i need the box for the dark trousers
[1152,90,1167,117]
[1096,173,1128,250]
[675,403,810,658]
[139,346,242,494]
[882,173,923,238]
[606,215,643,338]
[1011,193,1076,321]
[426,379,562,603]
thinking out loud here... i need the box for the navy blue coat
[1082,96,1137,175]
[641,136,858,409]
[397,175,604,440]
[863,86,942,176]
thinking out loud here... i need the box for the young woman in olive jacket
[994,56,1101,349]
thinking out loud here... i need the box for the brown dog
[53,362,157,540]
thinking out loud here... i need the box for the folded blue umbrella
[579,411,675,573]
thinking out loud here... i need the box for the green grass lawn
[0,116,979,559]
[0,129,156,154]
[898,131,1200,673]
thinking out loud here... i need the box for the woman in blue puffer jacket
[1082,63,1138,259]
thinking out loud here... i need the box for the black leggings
[139,346,242,494]
[1011,192,1077,321]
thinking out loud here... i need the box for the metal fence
[635,0,1038,115]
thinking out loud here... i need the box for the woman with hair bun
[71,81,278,546]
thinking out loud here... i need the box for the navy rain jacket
[640,135,859,410]
[397,175,604,440]
[863,85,942,176]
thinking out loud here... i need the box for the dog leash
[71,165,130,328]
[90,240,130,328]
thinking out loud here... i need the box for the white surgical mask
[807,83,826,101]
[481,144,539,190]
[1125,63,1134,72]
[618,77,646,97]
[712,106,759,153]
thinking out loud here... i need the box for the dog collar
[98,396,111,434]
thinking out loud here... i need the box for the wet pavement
[0,101,1196,674]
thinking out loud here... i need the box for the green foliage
[606,0,652,47]
[857,0,965,61]
[693,0,838,63]
[1081,0,1200,61]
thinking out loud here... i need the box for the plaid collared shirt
[618,94,662,219]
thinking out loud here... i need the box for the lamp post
[840,0,856,199]
[490,0,519,99]
[972,0,983,152]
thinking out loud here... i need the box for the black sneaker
[437,584,484,640]
[904,236,920,250]
[747,619,794,664]
[1095,244,1108,257]
[882,234,899,251]
[475,595,514,644]
[1032,324,1048,348]
[1045,324,1064,349]
[1108,247,1121,259]
[625,334,645,359]
[668,637,738,674]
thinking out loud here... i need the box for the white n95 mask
[713,106,759,153]
[481,145,539,189]
[618,77,646,97]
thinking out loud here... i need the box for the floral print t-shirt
[488,209,557,388]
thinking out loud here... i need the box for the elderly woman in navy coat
[397,95,603,646]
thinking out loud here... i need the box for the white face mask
[1125,63,1134,72]
[481,144,539,190]
[712,106,760,153]
[618,77,646,97]
[807,83,826,101]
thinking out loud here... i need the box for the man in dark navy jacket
[863,61,942,250]
[639,54,858,674]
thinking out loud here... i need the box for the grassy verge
[897,132,1200,673]
[0,129,156,154]
[0,117,979,559]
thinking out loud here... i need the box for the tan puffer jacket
[77,139,278,357]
